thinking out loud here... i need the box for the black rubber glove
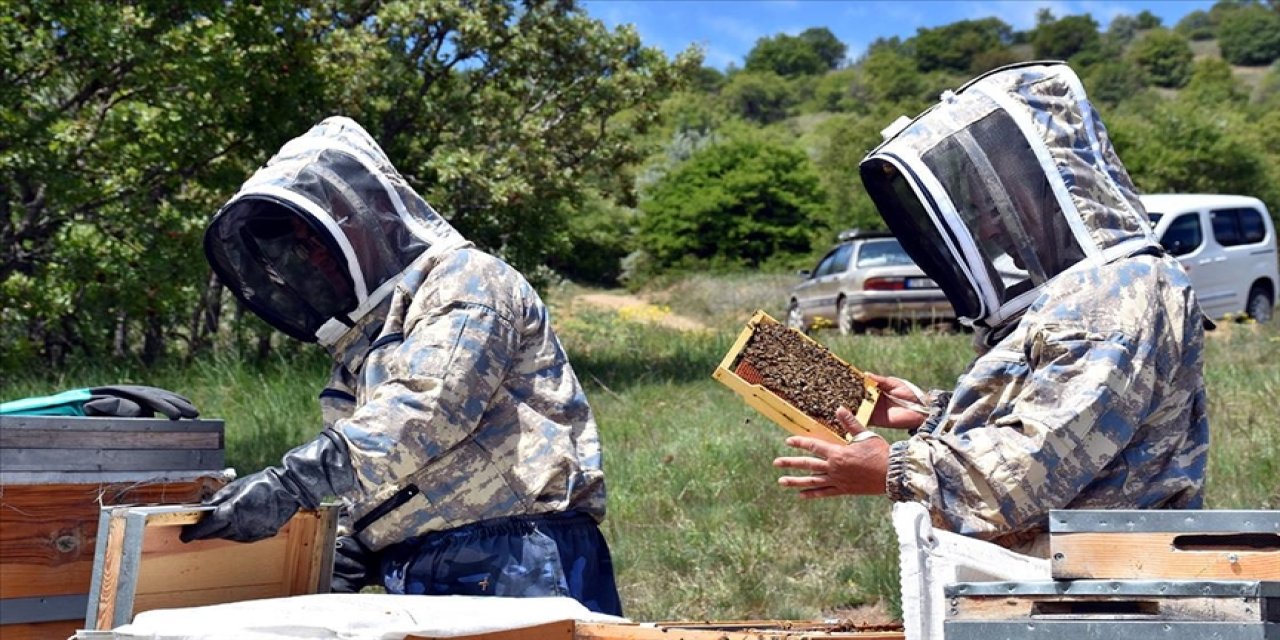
[331,535,381,593]
[180,429,356,543]
[86,385,199,420]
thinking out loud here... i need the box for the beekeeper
[773,62,1209,553]
[183,117,621,615]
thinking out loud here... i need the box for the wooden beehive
[944,579,1279,640]
[85,504,338,630]
[713,311,880,445]
[1049,509,1280,581]
[0,415,229,640]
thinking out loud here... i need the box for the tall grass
[2,275,1276,622]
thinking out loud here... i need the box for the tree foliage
[1109,100,1274,205]
[744,28,846,77]
[638,135,825,271]
[1175,10,1216,40]
[1184,57,1248,104]
[1,0,696,366]
[1032,13,1101,60]
[719,71,797,124]
[1129,29,1195,88]
[1216,4,1280,65]
[910,18,1013,73]
[5,1,1280,371]
[1135,10,1164,29]
[1085,61,1150,107]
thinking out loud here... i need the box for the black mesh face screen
[205,198,358,342]
[860,158,982,320]
[920,109,1086,310]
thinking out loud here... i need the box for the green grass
[2,274,1277,622]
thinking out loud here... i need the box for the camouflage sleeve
[886,327,1153,539]
[333,301,518,498]
[319,365,357,430]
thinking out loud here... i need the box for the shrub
[1032,14,1101,60]
[1128,29,1194,88]
[1175,9,1216,41]
[1217,5,1280,65]
[638,135,826,272]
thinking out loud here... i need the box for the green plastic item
[0,388,93,416]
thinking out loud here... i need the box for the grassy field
[2,273,1277,622]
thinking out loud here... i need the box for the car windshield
[856,239,915,268]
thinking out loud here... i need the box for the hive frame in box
[85,504,338,631]
[713,310,880,445]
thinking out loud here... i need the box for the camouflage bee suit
[860,63,1209,546]
[318,247,607,549]
[197,116,618,613]
[887,257,1209,546]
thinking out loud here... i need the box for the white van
[1140,194,1278,323]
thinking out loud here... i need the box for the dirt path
[572,292,708,332]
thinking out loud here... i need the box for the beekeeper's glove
[85,385,200,419]
[332,535,381,593]
[180,429,355,543]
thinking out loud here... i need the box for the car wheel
[1246,285,1274,323]
[786,300,808,334]
[836,298,862,335]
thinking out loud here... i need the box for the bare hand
[865,372,929,431]
[773,406,890,499]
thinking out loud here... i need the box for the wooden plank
[136,527,291,592]
[574,622,906,639]
[1,470,229,485]
[0,448,223,472]
[0,619,81,640]
[93,513,128,630]
[1052,532,1280,580]
[407,619,575,640]
[0,478,223,599]
[0,429,222,450]
[0,415,225,432]
[951,594,1260,622]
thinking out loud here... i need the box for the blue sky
[585,1,1216,69]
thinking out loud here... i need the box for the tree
[1084,61,1149,107]
[1134,10,1163,29]
[1108,100,1271,200]
[1031,14,1101,60]
[1106,15,1140,45]
[1175,10,1216,40]
[2,0,697,366]
[799,27,848,70]
[744,32,826,77]
[813,114,891,236]
[1253,62,1280,106]
[857,48,927,108]
[719,71,797,124]
[1217,5,1280,65]
[1,1,327,365]
[638,135,826,271]
[1128,29,1195,88]
[1184,57,1247,103]
[910,18,1013,73]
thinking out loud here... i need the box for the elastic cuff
[912,390,951,436]
[885,439,914,502]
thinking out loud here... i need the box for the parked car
[1141,194,1278,323]
[786,230,954,334]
